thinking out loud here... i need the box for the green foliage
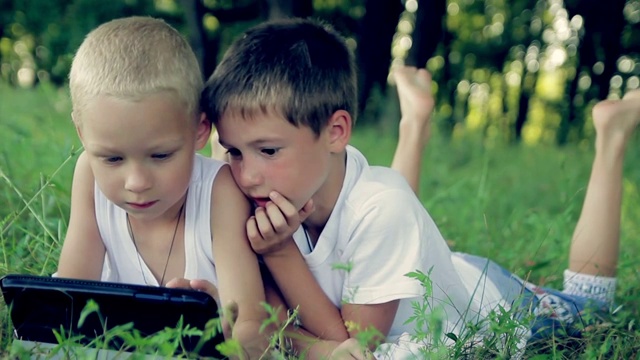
[0,0,168,86]
[1,85,639,357]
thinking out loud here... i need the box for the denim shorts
[452,252,613,341]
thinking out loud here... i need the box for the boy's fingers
[298,198,315,221]
[165,278,192,289]
[268,191,298,219]
[264,202,290,234]
[254,207,276,239]
[246,216,262,244]
[189,279,220,301]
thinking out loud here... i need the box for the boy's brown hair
[69,16,202,124]
[201,18,357,136]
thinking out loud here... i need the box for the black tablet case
[0,274,224,357]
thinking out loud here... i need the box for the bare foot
[592,89,640,142]
[392,66,434,148]
[210,129,228,162]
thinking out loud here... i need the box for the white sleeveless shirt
[95,154,225,286]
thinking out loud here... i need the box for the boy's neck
[302,151,347,243]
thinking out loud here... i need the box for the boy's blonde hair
[201,18,357,136]
[69,16,202,124]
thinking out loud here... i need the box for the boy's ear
[326,110,352,153]
[195,113,213,150]
[72,112,85,144]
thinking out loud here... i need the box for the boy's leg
[564,90,640,300]
[390,66,434,196]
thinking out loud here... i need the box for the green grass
[1,83,639,358]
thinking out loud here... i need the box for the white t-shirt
[95,154,225,286]
[292,146,486,345]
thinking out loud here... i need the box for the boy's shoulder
[345,145,414,191]
[342,146,423,214]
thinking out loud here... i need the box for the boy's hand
[322,339,374,360]
[247,192,315,256]
[165,278,220,303]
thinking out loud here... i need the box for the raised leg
[390,66,435,196]
[568,90,640,277]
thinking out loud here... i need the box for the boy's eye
[104,156,123,164]
[152,153,172,160]
[226,148,241,158]
[261,148,279,156]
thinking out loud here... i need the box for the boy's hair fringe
[69,16,203,124]
[201,18,357,136]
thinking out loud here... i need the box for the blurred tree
[2,0,638,145]
[0,0,160,86]
[266,0,313,19]
[184,0,313,79]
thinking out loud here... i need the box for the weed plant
[1,83,639,358]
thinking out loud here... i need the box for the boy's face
[216,111,342,211]
[77,93,210,221]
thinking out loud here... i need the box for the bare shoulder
[70,151,95,205]
[210,164,251,216]
[74,151,92,177]
[57,151,104,280]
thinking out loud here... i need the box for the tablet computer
[0,274,224,358]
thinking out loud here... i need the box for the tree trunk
[180,0,212,79]
[406,0,446,67]
[356,0,404,118]
[560,0,626,144]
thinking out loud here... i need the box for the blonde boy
[57,16,267,357]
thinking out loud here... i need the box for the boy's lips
[251,197,270,208]
[127,201,158,210]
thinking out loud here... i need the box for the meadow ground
[0,82,639,358]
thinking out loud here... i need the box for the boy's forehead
[86,93,191,116]
[79,94,195,127]
[216,110,308,144]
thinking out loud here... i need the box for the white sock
[563,269,616,304]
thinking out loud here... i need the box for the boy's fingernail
[269,191,278,198]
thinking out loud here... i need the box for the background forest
[3,0,640,145]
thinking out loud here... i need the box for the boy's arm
[246,193,349,340]
[262,276,372,360]
[209,165,269,357]
[263,247,398,347]
[262,243,349,341]
[57,151,106,279]
[248,193,398,349]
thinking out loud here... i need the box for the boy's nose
[237,163,263,189]
[124,166,152,193]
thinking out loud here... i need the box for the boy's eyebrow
[85,139,184,153]
[219,137,284,148]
